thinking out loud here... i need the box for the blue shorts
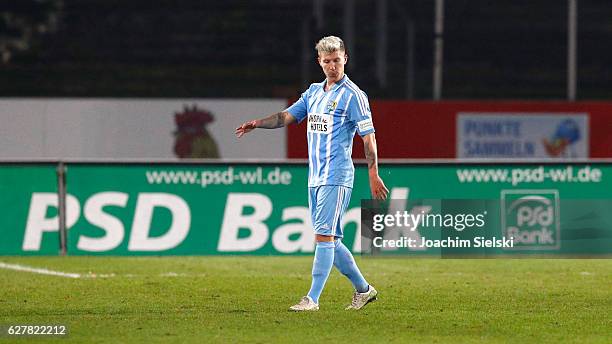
[308,185,352,238]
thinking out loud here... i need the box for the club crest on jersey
[307,113,332,134]
[326,100,338,113]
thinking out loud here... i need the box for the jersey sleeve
[347,90,375,136]
[285,90,309,123]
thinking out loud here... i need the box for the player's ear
[344,53,348,64]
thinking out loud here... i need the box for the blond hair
[315,36,345,55]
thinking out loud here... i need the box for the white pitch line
[0,262,206,279]
[0,262,81,279]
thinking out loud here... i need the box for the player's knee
[315,234,334,242]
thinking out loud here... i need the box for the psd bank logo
[501,190,560,250]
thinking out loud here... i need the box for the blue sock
[333,239,369,293]
[307,241,335,304]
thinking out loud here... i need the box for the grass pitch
[0,256,610,343]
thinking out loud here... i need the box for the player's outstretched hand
[235,120,258,138]
[369,175,389,200]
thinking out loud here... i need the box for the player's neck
[325,74,344,91]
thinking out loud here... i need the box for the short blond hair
[315,36,345,55]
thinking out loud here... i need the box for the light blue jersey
[286,75,375,188]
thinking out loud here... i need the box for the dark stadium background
[2,0,611,99]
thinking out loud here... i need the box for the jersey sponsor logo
[357,118,374,132]
[307,113,332,134]
[326,100,338,113]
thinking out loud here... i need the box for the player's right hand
[235,120,258,138]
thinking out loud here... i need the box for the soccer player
[235,36,388,311]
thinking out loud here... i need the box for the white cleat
[289,296,319,311]
[345,285,378,310]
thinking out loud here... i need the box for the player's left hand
[235,120,258,138]
[369,174,389,200]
